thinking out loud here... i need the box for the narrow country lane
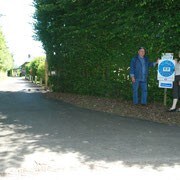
[0,77,180,180]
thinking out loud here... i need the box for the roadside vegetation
[33,0,179,104]
[25,56,46,84]
[0,28,13,78]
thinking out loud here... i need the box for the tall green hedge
[33,0,179,102]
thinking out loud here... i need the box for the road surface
[0,77,180,180]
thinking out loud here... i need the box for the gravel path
[46,92,180,126]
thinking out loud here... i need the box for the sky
[0,0,45,67]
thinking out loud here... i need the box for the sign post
[164,88,167,106]
[157,53,175,106]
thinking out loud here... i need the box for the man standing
[130,47,158,105]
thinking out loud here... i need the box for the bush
[26,56,45,82]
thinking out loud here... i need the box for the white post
[35,76,37,84]
[40,78,42,85]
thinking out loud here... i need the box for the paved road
[0,77,180,179]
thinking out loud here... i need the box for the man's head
[138,47,146,57]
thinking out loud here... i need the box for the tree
[25,56,45,81]
[0,28,13,71]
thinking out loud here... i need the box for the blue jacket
[130,55,155,81]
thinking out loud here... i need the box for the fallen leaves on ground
[45,92,180,126]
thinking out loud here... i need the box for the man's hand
[156,58,160,65]
[131,77,135,83]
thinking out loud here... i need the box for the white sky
[0,0,45,67]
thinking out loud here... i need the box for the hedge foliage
[33,0,179,102]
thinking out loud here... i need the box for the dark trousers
[173,75,180,99]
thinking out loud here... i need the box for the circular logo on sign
[159,60,174,77]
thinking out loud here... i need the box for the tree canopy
[25,56,45,82]
[0,28,13,71]
[33,0,180,101]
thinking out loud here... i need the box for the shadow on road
[0,89,180,175]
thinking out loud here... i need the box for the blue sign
[158,53,174,89]
[158,60,174,77]
[159,82,173,88]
